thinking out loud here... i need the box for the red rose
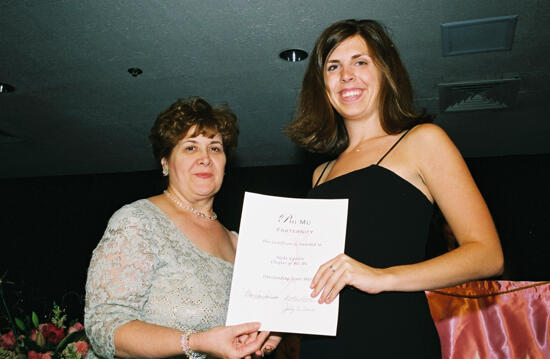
[67,322,84,335]
[0,330,16,350]
[41,352,53,359]
[38,323,65,344]
[73,341,90,357]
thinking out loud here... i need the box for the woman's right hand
[192,322,269,359]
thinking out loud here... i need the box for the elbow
[486,247,504,278]
[493,253,505,277]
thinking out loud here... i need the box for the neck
[344,115,386,149]
[164,188,217,221]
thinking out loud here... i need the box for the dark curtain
[1,154,548,326]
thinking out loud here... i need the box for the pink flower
[67,322,84,335]
[73,341,90,357]
[0,330,15,350]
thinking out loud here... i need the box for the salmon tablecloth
[426,280,550,359]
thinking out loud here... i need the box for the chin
[194,186,221,198]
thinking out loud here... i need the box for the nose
[340,66,354,83]
[198,151,212,166]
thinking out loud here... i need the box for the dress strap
[376,128,412,165]
[313,160,333,187]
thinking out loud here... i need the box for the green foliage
[0,348,16,359]
[31,313,39,329]
[1,283,89,359]
[50,304,66,329]
[14,319,24,332]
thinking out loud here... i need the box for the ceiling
[1,0,549,179]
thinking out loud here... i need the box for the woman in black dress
[285,19,503,358]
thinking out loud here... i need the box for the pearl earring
[162,167,169,176]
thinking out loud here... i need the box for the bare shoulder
[226,228,238,247]
[407,123,452,148]
[404,123,458,160]
[401,123,467,187]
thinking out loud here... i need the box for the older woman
[85,97,270,359]
[285,20,503,357]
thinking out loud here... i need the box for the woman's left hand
[310,253,387,303]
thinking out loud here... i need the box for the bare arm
[114,321,182,358]
[114,320,269,359]
[310,124,503,302]
[384,124,503,290]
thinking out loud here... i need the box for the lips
[194,172,213,179]
[340,88,363,101]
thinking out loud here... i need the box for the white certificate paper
[225,192,348,336]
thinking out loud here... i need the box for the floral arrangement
[0,278,89,359]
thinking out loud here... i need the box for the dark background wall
[1,155,549,326]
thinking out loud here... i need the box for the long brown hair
[285,19,432,155]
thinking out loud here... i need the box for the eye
[327,64,338,72]
[209,145,223,153]
[184,145,196,151]
[356,60,368,66]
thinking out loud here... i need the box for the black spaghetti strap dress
[300,131,442,358]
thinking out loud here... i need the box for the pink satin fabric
[426,281,550,359]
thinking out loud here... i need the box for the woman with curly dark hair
[85,97,278,359]
[286,20,503,357]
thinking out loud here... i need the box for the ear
[161,157,167,168]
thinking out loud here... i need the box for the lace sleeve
[84,205,155,359]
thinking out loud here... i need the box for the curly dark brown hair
[285,19,432,156]
[149,96,239,164]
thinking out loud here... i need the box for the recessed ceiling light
[0,83,15,93]
[128,68,143,77]
[279,49,308,62]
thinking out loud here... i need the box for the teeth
[342,90,361,98]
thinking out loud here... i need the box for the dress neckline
[142,199,235,267]
[313,164,433,206]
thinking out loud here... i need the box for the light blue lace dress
[84,199,234,359]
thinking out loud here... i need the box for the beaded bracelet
[180,332,203,358]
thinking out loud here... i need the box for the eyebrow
[182,139,223,145]
[326,53,369,64]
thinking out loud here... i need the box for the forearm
[114,321,185,358]
[113,320,260,359]
[381,241,504,292]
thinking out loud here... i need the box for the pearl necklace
[164,190,217,221]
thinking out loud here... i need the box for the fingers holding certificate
[310,253,386,304]
[225,192,348,336]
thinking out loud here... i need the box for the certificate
[225,192,348,336]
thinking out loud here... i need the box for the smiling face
[324,34,383,123]
[162,128,226,202]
